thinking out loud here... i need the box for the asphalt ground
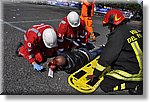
[1,2,142,95]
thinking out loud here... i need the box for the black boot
[128,83,143,95]
[15,42,23,57]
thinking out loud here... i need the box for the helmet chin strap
[108,24,114,33]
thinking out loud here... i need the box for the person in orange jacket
[80,0,96,41]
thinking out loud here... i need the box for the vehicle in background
[47,0,69,6]
[132,9,143,21]
[122,10,134,22]
[69,1,82,9]
[47,0,57,5]
[94,5,111,15]
[57,0,69,6]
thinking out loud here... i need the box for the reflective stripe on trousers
[113,83,126,91]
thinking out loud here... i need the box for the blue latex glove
[33,63,43,71]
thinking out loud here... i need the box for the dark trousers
[79,47,103,60]
[100,76,143,94]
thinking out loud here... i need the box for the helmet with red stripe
[103,9,125,26]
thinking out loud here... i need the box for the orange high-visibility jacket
[81,0,95,17]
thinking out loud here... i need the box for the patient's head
[48,56,66,70]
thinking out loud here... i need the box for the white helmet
[67,11,80,27]
[42,28,57,48]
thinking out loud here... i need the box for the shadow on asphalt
[94,32,101,37]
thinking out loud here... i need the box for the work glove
[33,63,43,71]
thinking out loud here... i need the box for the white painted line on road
[7,19,61,24]
[0,19,26,33]
[0,18,61,33]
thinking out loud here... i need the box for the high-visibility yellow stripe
[131,41,143,72]
[106,70,142,81]
[113,83,125,91]
[121,83,126,90]
[113,86,118,91]
[108,70,142,78]
[96,63,106,71]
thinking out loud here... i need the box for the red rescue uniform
[19,24,58,63]
[57,17,88,52]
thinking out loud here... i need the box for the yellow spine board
[68,56,109,94]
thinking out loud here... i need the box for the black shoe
[128,83,143,95]
[15,42,23,57]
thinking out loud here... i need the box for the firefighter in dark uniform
[48,46,104,74]
[87,9,143,95]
